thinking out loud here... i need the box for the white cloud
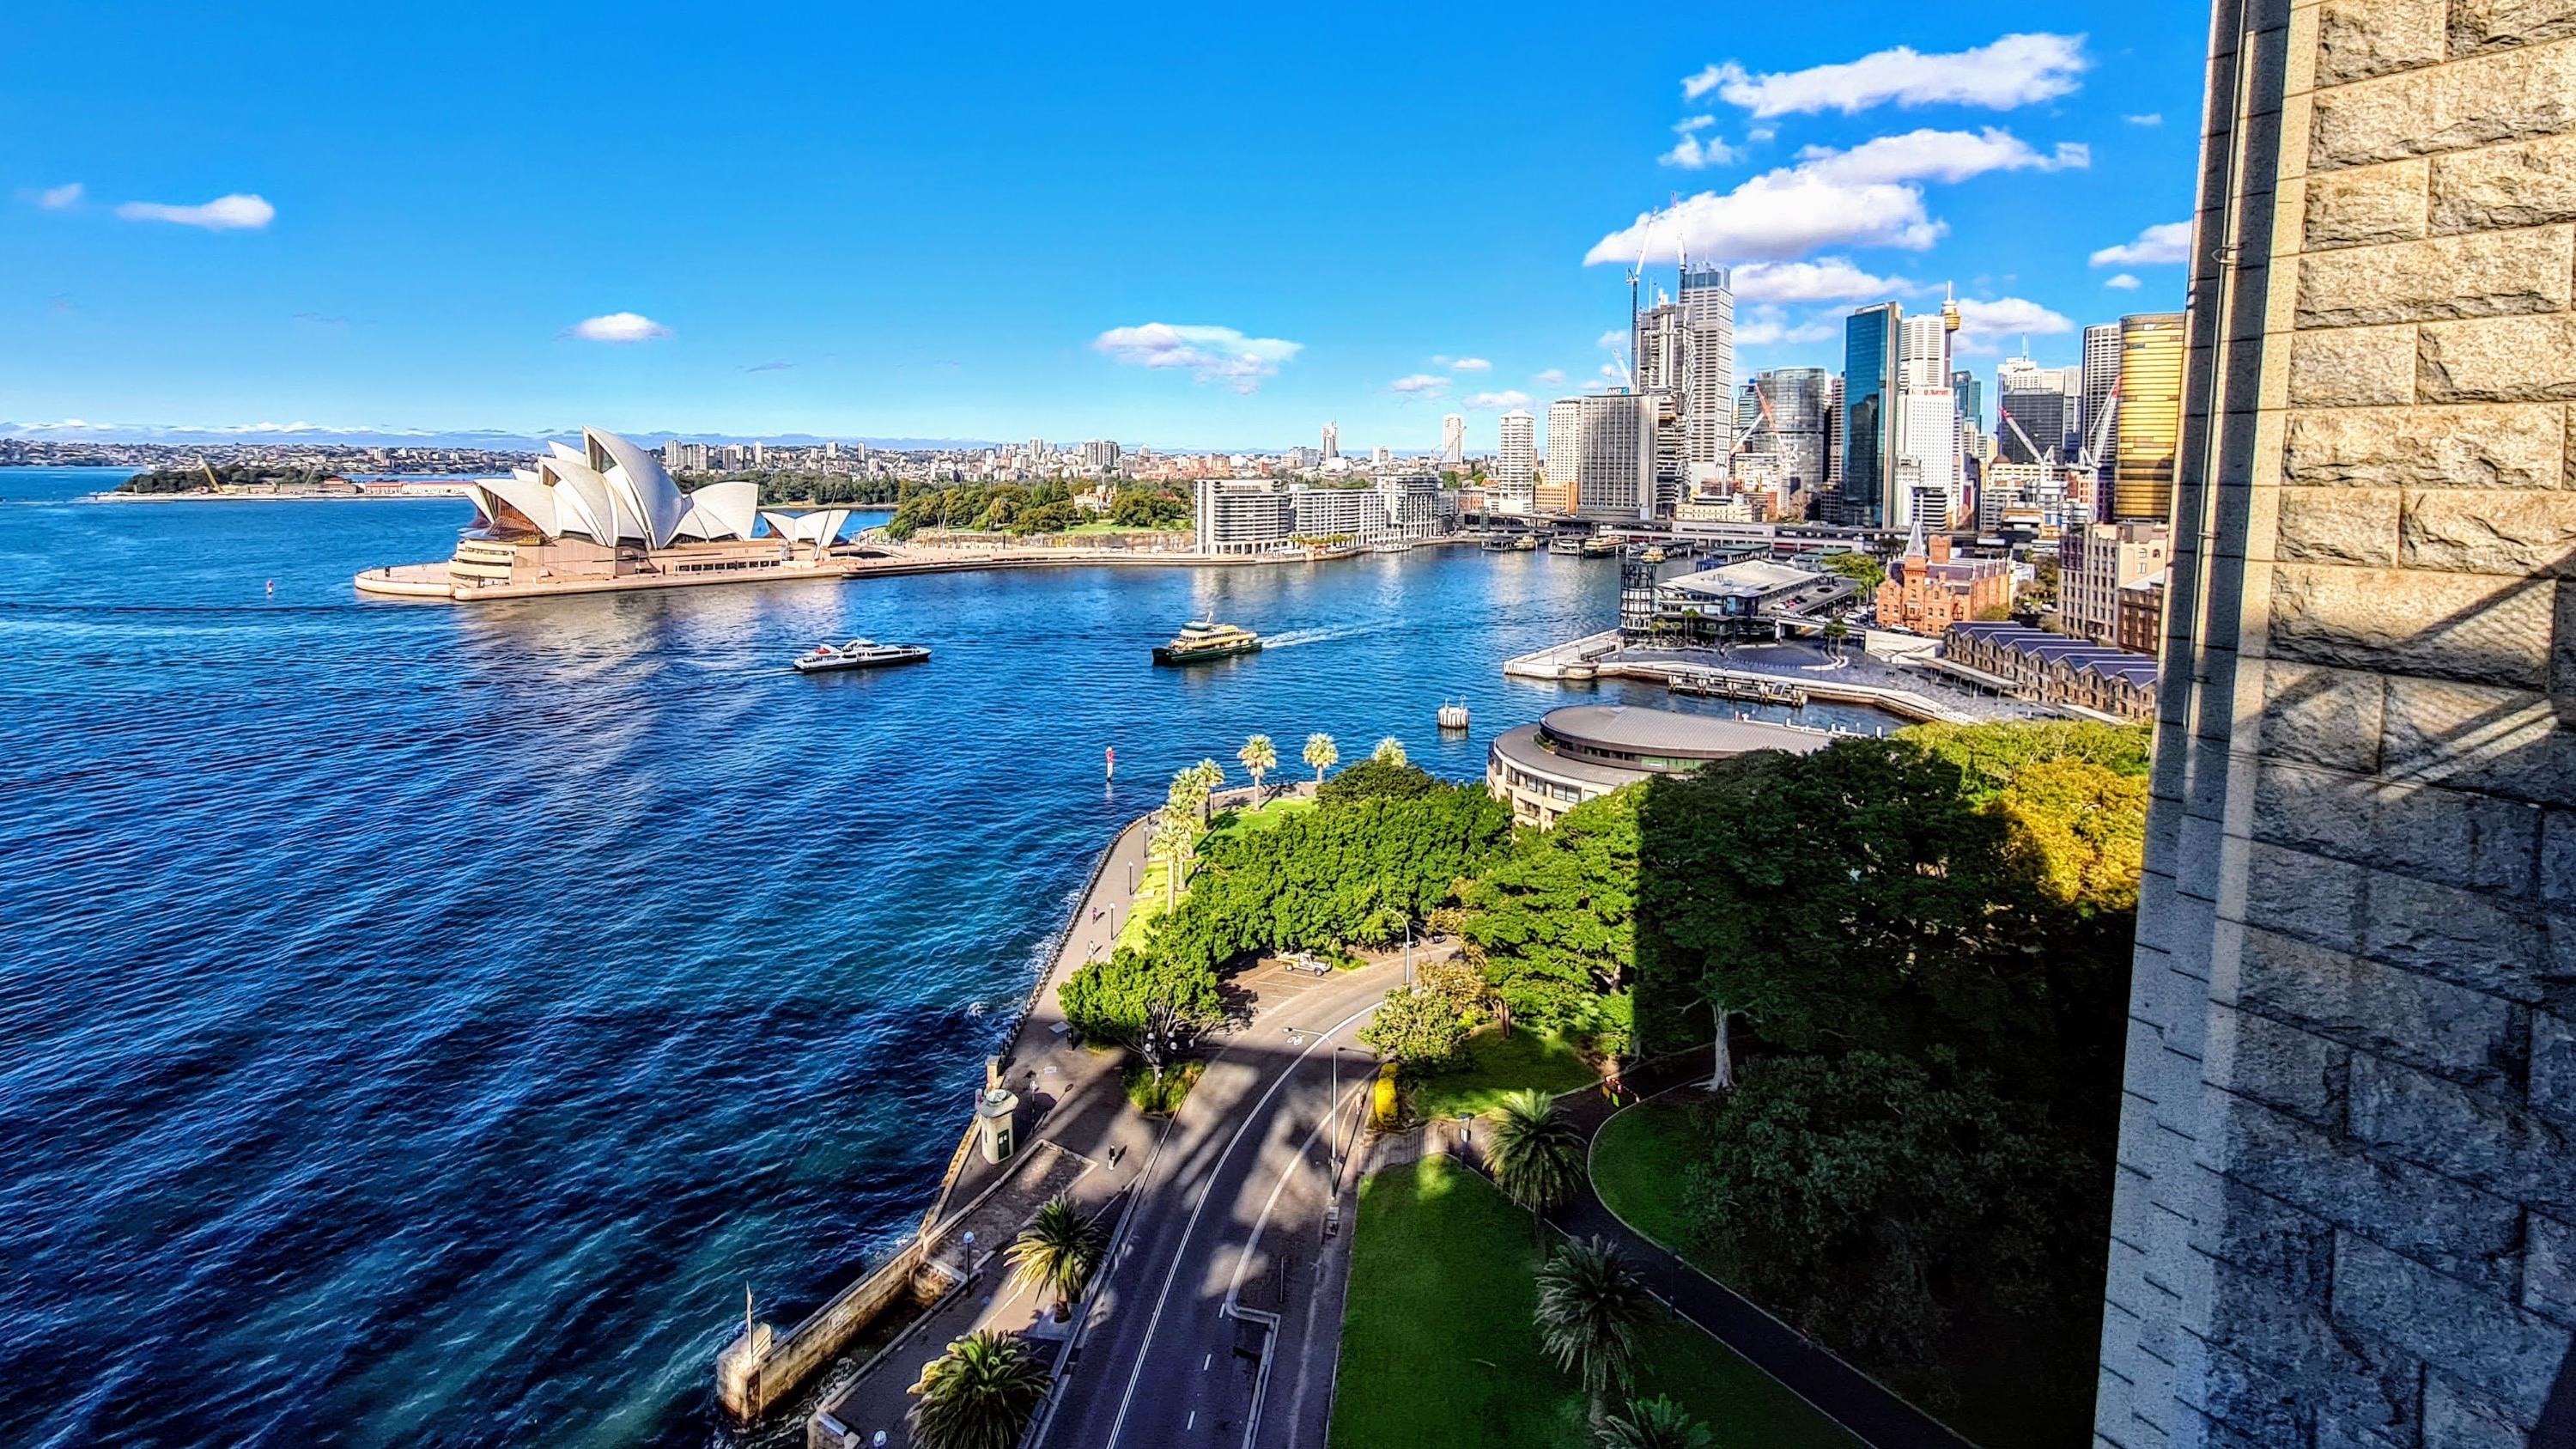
[1532,368,1567,386]
[1450,357,1492,371]
[1951,295,2075,354]
[1733,308,1841,347]
[1388,374,1449,396]
[1798,127,2086,185]
[1682,33,2090,117]
[1661,134,1741,169]
[1589,171,1938,265]
[2105,273,2143,290]
[1589,127,2081,266]
[39,183,82,210]
[1733,257,1912,304]
[2125,113,2163,125]
[1597,330,1628,350]
[2090,221,2192,267]
[565,312,672,343]
[1091,322,1303,393]
[116,192,275,230]
[1463,389,1534,411]
[1676,114,1717,133]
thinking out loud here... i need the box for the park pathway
[1546,1063,1978,1449]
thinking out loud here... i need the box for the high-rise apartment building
[1836,302,1901,526]
[1540,399,1582,514]
[1569,393,1655,523]
[1680,265,1735,466]
[1078,439,1121,472]
[1440,414,1465,467]
[2082,323,2123,475]
[1492,410,1537,514]
[1321,422,1340,461]
[2111,312,2184,521]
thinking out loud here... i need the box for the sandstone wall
[2100,2,2576,1446]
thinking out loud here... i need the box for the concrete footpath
[1554,1066,1977,1449]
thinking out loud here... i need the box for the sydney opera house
[356,428,865,599]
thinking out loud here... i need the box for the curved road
[1034,960,1389,1449]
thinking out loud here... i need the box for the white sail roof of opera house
[466,428,775,548]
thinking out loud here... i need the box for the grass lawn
[1410,1026,1600,1122]
[1330,1155,1858,1449]
[1591,1102,1725,1277]
[1203,795,1315,845]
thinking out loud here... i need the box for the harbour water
[0,467,1897,1448]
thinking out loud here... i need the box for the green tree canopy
[1461,788,1638,1035]
[1682,1052,2102,1414]
[1315,756,1437,806]
[1818,549,1886,592]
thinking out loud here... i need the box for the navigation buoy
[1105,746,1115,781]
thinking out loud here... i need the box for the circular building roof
[1538,704,1831,763]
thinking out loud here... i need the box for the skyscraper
[1951,368,1984,431]
[1494,410,1537,514]
[1540,399,1581,514]
[1680,265,1735,466]
[1996,356,2070,466]
[1744,367,1833,498]
[1321,422,1340,461]
[2082,323,2123,474]
[2111,312,2185,521]
[1440,414,1465,467]
[1632,295,1686,396]
[1893,312,1961,531]
[1571,392,1656,523]
[1836,302,1901,526]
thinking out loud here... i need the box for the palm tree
[1373,736,1407,766]
[1303,732,1339,786]
[1487,1089,1588,1238]
[907,1329,1053,1449]
[1190,758,1224,816]
[1238,734,1278,804]
[1005,1196,1104,1321]
[1154,809,1194,897]
[1535,1237,1657,1432]
[1597,1395,1713,1449]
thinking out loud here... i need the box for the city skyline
[5,3,2206,452]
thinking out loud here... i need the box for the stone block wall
[2099,2,2576,1446]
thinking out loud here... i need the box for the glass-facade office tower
[1997,356,2071,466]
[1837,302,1900,526]
[1951,368,1984,430]
[2112,313,2185,521]
[1745,367,1834,495]
[1680,265,1735,465]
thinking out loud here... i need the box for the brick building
[1874,531,2014,636]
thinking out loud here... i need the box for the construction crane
[1997,405,2055,466]
[2073,378,2123,473]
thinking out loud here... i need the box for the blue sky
[2,2,2209,452]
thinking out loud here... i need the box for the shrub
[1122,1058,1203,1114]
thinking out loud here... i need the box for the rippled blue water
[0,467,1894,1447]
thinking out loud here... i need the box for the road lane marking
[1100,997,1380,1449]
